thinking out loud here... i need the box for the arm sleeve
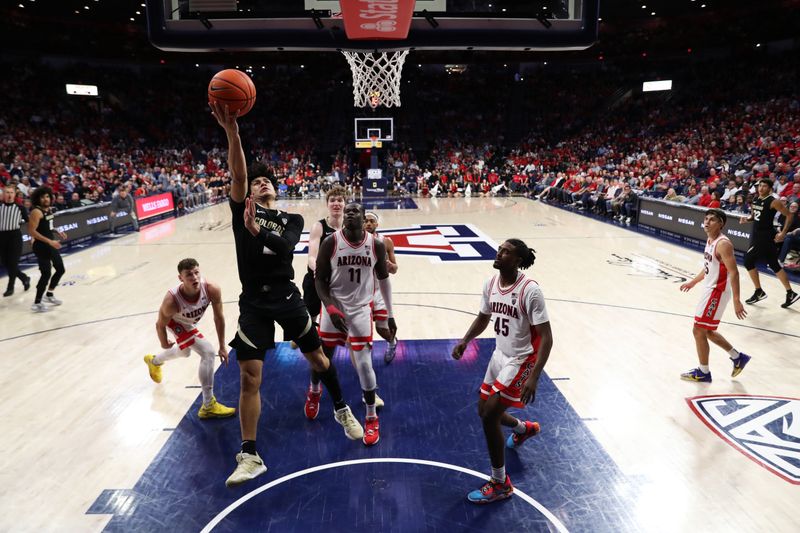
[524,284,550,326]
[253,213,304,258]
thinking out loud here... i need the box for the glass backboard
[147,0,598,52]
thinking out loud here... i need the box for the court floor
[0,197,797,533]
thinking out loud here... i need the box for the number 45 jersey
[328,229,377,308]
[480,273,549,359]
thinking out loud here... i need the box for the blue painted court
[89,339,638,532]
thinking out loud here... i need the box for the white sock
[153,344,182,365]
[728,348,740,360]
[699,364,710,373]
[513,419,527,434]
[366,402,377,419]
[491,466,506,483]
[310,382,322,393]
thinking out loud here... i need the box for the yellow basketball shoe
[144,354,162,383]
[198,397,236,419]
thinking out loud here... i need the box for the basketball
[207,69,256,116]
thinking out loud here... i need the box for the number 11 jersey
[328,229,377,308]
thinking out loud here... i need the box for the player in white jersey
[452,239,553,504]
[316,202,396,446]
[364,211,399,363]
[144,258,235,418]
[680,209,750,382]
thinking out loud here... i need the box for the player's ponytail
[507,238,536,270]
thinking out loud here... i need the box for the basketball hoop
[341,50,410,108]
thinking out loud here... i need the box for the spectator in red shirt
[698,186,713,207]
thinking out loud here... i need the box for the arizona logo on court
[687,395,800,484]
[296,224,499,262]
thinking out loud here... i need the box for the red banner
[339,0,415,40]
[136,192,175,220]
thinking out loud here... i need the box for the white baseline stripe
[201,457,569,533]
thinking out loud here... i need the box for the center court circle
[201,457,570,533]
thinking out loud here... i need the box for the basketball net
[341,50,409,108]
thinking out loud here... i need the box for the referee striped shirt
[0,202,27,232]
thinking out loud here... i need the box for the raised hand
[209,100,239,136]
[244,195,260,235]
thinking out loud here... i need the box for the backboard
[355,117,394,142]
[146,0,598,52]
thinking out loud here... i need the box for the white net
[341,50,410,108]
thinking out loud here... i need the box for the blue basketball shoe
[680,367,712,382]
[731,353,751,378]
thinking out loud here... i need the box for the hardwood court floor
[0,197,797,532]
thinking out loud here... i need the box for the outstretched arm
[209,101,247,203]
[680,267,706,292]
[451,312,492,360]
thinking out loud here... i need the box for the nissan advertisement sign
[20,204,133,255]
[638,197,751,252]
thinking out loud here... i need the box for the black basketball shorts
[230,283,322,360]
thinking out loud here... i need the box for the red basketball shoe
[363,416,380,446]
[304,387,322,420]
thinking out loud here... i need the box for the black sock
[241,440,257,455]
[46,291,53,297]
[363,389,376,405]
[318,363,346,410]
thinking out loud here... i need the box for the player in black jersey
[738,179,798,308]
[28,187,67,313]
[302,185,345,420]
[210,102,363,489]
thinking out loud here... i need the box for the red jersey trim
[340,229,368,249]
[498,272,525,295]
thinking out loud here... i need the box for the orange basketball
[208,69,256,116]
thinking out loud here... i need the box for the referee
[1,185,32,297]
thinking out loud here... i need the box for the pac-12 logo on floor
[687,395,800,484]
[295,224,499,262]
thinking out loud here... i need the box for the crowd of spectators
[0,53,798,268]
